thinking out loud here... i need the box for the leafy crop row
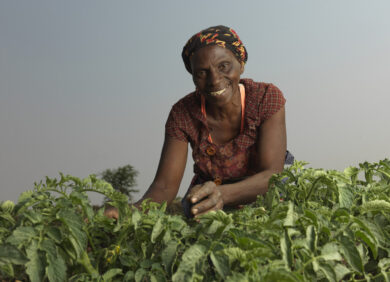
[1,160,390,281]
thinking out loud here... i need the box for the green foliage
[0,159,390,281]
[100,164,139,203]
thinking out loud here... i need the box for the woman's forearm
[135,181,178,206]
[221,168,281,207]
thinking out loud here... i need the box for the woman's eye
[219,62,230,71]
[196,70,206,78]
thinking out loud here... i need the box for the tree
[100,164,139,203]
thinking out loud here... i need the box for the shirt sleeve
[165,103,189,142]
[260,83,286,121]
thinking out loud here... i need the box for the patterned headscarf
[182,25,248,74]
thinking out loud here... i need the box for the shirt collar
[188,78,259,127]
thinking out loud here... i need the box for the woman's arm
[188,106,286,215]
[221,106,286,205]
[104,136,188,218]
[135,136,188,206]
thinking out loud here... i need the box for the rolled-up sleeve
[260,83,286,121]
[165,103,188,142]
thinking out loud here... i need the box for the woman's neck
[205,85,241,121]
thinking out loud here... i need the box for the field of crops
[1,160,390,281]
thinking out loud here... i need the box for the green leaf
[305,225,316,252]
[379,258,390,271]
[26,240,45,282]
[23,210,43,224]
[102,268,123,281]
[284,202,296,227]
[6,226,37,245]
[46,226,63,243]
[172,244,207,282]
[366,218,387,247]
[377,168,390,180]
[321,242,342,261]
[381,272,390,282]
[344,166,359,184]
[140,259,152,269]
[210,252,230,279]
[379,258,390,282]
[0,244,29,264]
[361,200,390,213]
[0,212,15,225]
[161,240,178,273]
[262,269,302,282]
[17,190,34,204]
[318,261,337,282]
[234,236,275,254]
[352,217,378,242]
[225,272,249,282]
[167,216,187,233]
[204,219,225,235]
[149,274,159,282]
[338,184,354,209]
[69,191,94,221]
[332,208,350,219]
[334,263,351,281]
[339,235,363,273]
[303,209,318,228]
[306,176,335,201]
[0,262,15,278]
[132,210,141,230]
[123,270,135,282]
[1,200,15,212]
[40,239,67,282]
[281,229,293,270]
[151,217,164,243]
[222,247,246,263]
[355,230,378,259]
[135,268,148,282]
[56,209,86,259]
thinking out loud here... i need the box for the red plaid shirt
[165,78,286,186]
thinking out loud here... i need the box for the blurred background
[1,0,389,204]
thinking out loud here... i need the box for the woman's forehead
[190,45,237,66]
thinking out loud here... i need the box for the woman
[105,25,293,219]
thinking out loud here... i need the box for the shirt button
[214,177,222,185]
[206,146,216,156]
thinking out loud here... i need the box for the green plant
[1,159,389,281]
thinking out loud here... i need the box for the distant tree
[100,164,139,203]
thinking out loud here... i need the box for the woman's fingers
[190,183,224,216]
[187,181,215,204]
[186,184,202,203]
[195,200,224,217]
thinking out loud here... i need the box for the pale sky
[1,0,389,204]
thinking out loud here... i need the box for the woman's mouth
[208,88,226,96]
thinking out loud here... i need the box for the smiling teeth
[209,88,226,96]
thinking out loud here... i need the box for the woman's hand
[187,181,224,217]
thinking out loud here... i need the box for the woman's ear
[240,62,245,74]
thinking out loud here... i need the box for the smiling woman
[105,25,294,219]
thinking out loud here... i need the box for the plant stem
[77,251,99,277]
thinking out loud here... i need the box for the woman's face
[190,45,244,106]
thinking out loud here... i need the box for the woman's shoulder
[241,78,285,122]
[171,91,199,112]
[240,78,283,97]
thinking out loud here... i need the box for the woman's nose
[207,68,221,88]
